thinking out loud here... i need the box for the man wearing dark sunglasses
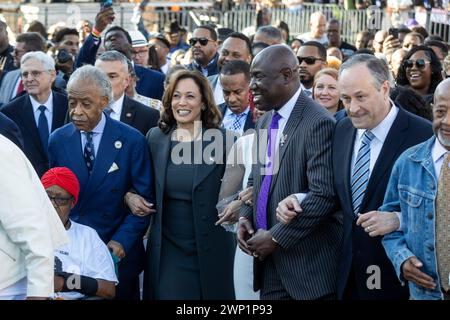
[296,41,327,95]
[186,25,219,77]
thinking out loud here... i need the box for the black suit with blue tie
[333,107,433,299]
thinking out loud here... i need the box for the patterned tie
[256,112,282,230]
[231,113,246,131]
[83,132,95,175]
[436,152,450,291]
[351,130,375,216]
[37,105,49,152]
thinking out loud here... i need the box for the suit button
[428,213,433,220]
[198,186,203,191]
[427,244,434,251]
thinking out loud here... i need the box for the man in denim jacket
[381,79,450,300]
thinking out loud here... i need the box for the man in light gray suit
[237,45,341,300]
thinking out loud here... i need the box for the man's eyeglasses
[404,59,431,70]
[297,56,323,65]
[189,37,213,46]
[132,49,148,57]
[47,194,73,206]
[21,70,49,79]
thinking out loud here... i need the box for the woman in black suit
[142,70,236,300]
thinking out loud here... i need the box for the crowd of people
[0,3,449,300]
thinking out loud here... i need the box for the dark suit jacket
[1,91,68,177]
[75,34,165,100]
[218,103,255,132]
[187,53,220,77]
[121,95,159,136]
[334,107,433,300]
[48,116,153,281]
[0,112,24,150]
[241,90,342,299]
[143,127,236,300]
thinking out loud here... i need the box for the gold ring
[252,252,259,258]
[366,226,371,232]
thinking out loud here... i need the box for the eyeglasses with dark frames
[189,37,213,46]
[297,56,324,65]
[404,58,431,70]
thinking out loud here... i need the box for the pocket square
[108,162,119,173]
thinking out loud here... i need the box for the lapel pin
[126,113,132,118]
[280,134,287,147]
[115,141,122,149]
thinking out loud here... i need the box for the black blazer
[0,112,24,150]
[120,96,160,136]
[218,103,255,132]
[333,107,433,300]
[1,91,68,177]
[143,127,236,300]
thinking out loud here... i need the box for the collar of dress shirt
[300,83,312,95]
[30,92,54,113]
[276,86,302,120]
[109,93,125,117]
[432,137,449,165]
[356,102,399,144]
[81,112,106,135]
[224,106,250,118]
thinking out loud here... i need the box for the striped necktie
[351,130,375,216]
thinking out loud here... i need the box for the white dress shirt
[30,93,54,133]
[222,106,250,135]
[432,138,449,178]
[80,113,106,157]
[108,94,125,122]
[213,78,225,106]
[274,86,302,155]
[160,60,170,75]
[351,104,399,180]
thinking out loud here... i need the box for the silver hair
[21,51,55,71]
[67,65,113,104]
[339,54,391,90]
[95,50,129,74]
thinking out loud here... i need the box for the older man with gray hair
[47,65,154,300]
[1,51,68,177]
[95,50,159,136]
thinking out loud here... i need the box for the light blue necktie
[351,130,375,216]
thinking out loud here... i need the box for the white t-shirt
[54,221,118,300]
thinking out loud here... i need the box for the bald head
[434,78,450,99]
[432,78,450,149]
[250,45,300,111]
[253,44,298,74]
[310,12,327,38]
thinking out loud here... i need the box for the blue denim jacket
[380,136,445,300]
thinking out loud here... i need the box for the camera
[56,49,72,64]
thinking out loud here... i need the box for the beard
[438,130,450,148]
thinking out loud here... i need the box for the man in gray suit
[237,45,341,300]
